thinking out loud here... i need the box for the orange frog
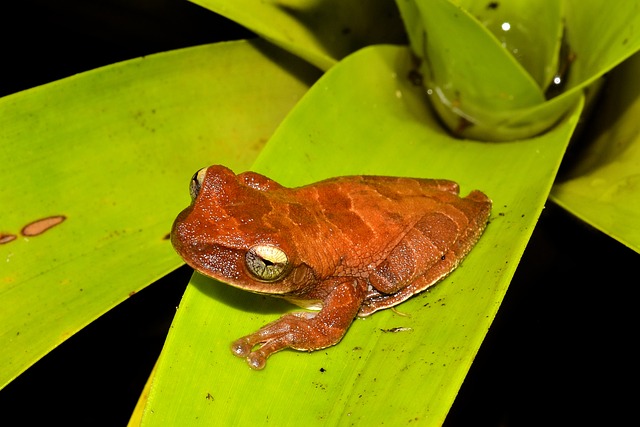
[171,165,491,369]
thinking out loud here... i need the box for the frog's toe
[246,352,267,370]
[230,338,252,358]
[231,334,289,369]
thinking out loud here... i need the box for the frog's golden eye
[189,168,208,201]
[245,245,290,282]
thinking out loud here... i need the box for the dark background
[1,1,635,425]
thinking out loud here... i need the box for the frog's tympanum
[171,165,491,369]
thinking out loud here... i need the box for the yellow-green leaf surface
[397,0,640,140]
[191,0,407,70]
[456,0,564,90]
[564,0,640,89]
[552,52,640,253]
[141,45,583,425]
[0,39,319,389]
[399,0,546,110]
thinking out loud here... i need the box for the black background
[1,1,635,425]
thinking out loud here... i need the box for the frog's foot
[232,278,367,369]
[230,311,344,370]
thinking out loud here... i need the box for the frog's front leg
[231,278,367,370]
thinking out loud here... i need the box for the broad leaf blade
[0,40,319,389]
[398,0,545,111]
[564,0,640,90]
[461,0,564,90]
[191,0,407,70]
[142,45,583,425]
[550,0,640,250]
[551,52,640,253]
[397,0,640,141]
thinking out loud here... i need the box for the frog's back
[286,175,490,278]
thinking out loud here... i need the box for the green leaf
[141,45,583,425]
[397,0,640,140]
[564,0,640,89]
[455,0,564,90]
[191,0,407,69]
[0,40,319,389]
[551,52,640,253]
[398,0,546,109]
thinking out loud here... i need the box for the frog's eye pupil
[189,168,208,201]
[245,245,289,282]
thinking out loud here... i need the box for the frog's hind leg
[360,195,490,317]
[358,256,459,317]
